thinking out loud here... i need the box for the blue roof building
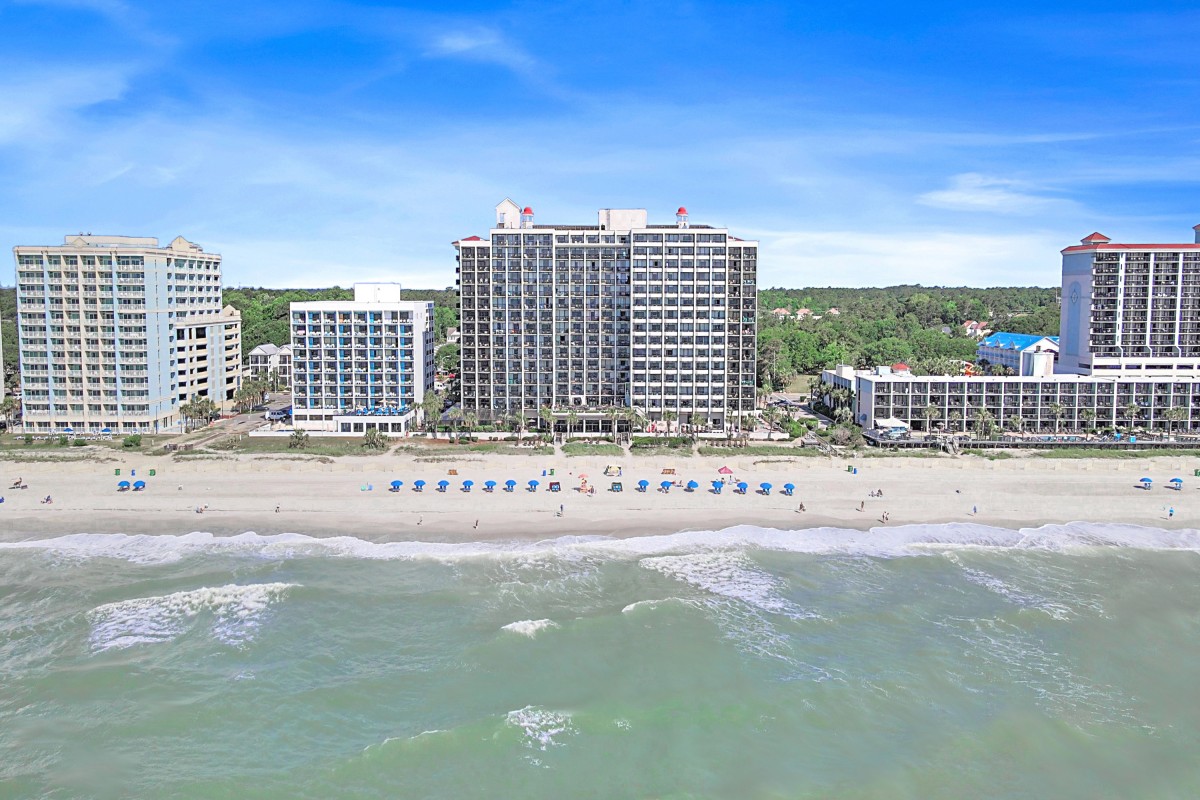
[977,332,1059,376]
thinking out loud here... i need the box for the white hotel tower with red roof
[1058,226,1200,375]
[453,200,758,431]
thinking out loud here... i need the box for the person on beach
[858,501,865,512]
[417,515,423,526]
[559,504,564,516]
[41,495,52,505]
[474,519,479,529]
[796,502,806,513]
[1169,507,1175,519]
[972,505,977,516]
[275,504,281,513]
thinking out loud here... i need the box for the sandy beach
[0,449,1194,542]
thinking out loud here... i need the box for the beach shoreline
[0,450,1193,543]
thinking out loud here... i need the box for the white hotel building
[14,234,242,434]
[454,200,758,430]
[824,226,1200,435]
[289,283,434,433]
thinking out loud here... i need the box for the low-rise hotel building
[289,283,434,433]
[247,342,293,387]
[13,234,242,434]
[454,200,758,430]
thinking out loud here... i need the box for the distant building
[795,308,812,319]
[454,201,758,431]
[247,342,293,388]
[976,332,1059,376]
[13,234,242,434]
[826,307,840,316]
[962,320,989,338]
[770,308,791,320]
[289,283,434,433]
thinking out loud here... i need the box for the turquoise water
[1,523,1199,799]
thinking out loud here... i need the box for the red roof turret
[677,206,688,215]
[522,207,534,215]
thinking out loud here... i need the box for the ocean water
[1,523,1199,799]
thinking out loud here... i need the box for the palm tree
[1080,409,1097,435]
[974,408,997,439]
[1006,414,1024,434]
[362,427,390,451]
[0,396,16,430]
[603,406,618,441]
[447,406,464,442]
[538,404,555,437]
[566,408,580,440]
[663,409,678,436]
[1124,402,1141,430]
[1048,402,1066,433]
[921,404,941,432]
[947,410,963,433]
[421,391,442,437]
[462,410,478,441]
[1164,406,1188,437]
[833,405,852,425]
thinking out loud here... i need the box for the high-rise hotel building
[454,200,758,430]
[289,283,434,433]
[14,234,242,434]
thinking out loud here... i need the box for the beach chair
[549,482,561,492]
[448,469,458,476]
[611,481,622,493]
[661,468,676,475]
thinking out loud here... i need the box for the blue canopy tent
[528,479,539,492]
[637,479,649,492]
[760,482,772,496]
[132,480,146,491]
[736,481,749,494]
[1170,477,1183,490]
[484,480,497,492]
[686,480,699,492]
[505,479,517,492]
[711,479,723,494]
[463,480,474,492]
[389,480,403,492]
[414,479,426,492]
[660,480,671,492]
[1140,477,1153,490]
[783,483,795,496]
[117,480,131,491]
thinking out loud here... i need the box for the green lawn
[562,442,625,457]
[697,445,820,457]
[207,436,382,457]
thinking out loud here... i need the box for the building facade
[247,342,293,388]
[975,332,1059,376]
[289,283,434,433]
[822,225,1200,436]
[454,200,758,430]
[13,234,242,434]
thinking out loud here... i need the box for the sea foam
[3,522,1198,566]
[87,582,296,652]
[500,619,559,638]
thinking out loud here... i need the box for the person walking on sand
[858,500,865,512]
[417,515,423,526]
[1169,507,1175,519]
[474,519,479,529]
[275,504,281,513]
[972,505,977,516]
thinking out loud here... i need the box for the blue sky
[1,0,1198,289]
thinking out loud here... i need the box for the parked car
[250,404,269,412]
[265,408,291,421]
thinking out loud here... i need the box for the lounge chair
[610,481,622,492]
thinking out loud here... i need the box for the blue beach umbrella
[100,427,112,433]
[437,480,449,491]
[485,480,497,491]
[1140,477,1152,485]
[390,480,402,489]
[463,480,474,491]
[133,480,146,490]
[637,479,649,491]
[711,479,723,492]
[660,480,671,490]
[117,480,130,489]
[1170,477,1183,485]
[505,479,517,491]
[528,479,539,491]
[62,427,74,433]
[686,480,699,491]
[414,479,426,491]
[783,483,795,495]
[760,482,772,495]
[737,481,749,494]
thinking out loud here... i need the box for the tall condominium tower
[13,234,242,434]
[289,283,434,433]
[454,200,758,430]
[1059,226,1200,375]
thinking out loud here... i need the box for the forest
[0,284,1059,391]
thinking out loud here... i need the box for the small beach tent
[718,466,734,475]
[686,480,699,491]
[783,483,795,496]
[505,479,516,491]
[1140,477,1152,489]
[736,482,749,494]
[660,480,672,491]
[637,479,650,492]
[437,480,449,491]
[133,480,146,491]
[610,482,622,492]
[463,480,474,492]
[414,479,426,491]
[528,479,539,492]
[117,480,131,490]
[1170,477,1183,490]
[760,482,772,495]
[484,480,497,491]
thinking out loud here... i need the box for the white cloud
[0,67,130,145]
[917,173,1071,214]
[423,26,537,75]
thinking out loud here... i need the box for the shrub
[72,438,87,447]
[362,428,390,451]
[23,434,32,445]
[57,435,69,447]
[289,429,310,450]
[122,434,143,449]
